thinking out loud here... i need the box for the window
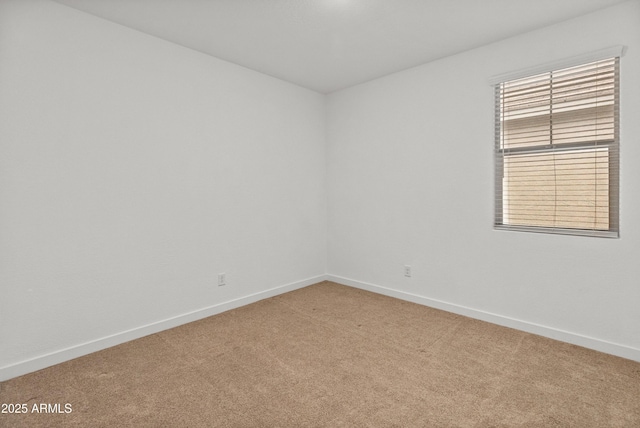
[494,54,620,237]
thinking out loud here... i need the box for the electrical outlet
[404,265,412,278]
[218,273,226,286]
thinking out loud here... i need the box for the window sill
[494,224,619,238]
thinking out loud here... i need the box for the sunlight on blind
[503,149,609,229]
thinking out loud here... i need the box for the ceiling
[53,0,629,93]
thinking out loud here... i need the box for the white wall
[327,0,640,359]
[0,0,326,378]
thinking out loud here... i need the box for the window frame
[490,47,624,238]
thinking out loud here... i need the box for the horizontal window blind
[495,57,619,237]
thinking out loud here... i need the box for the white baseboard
[0,275,327,382]
[4,273,637,382]
[327,274,640,363]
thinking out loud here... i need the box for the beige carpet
[1,281,639,427]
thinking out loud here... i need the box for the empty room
[1,0,639,426]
